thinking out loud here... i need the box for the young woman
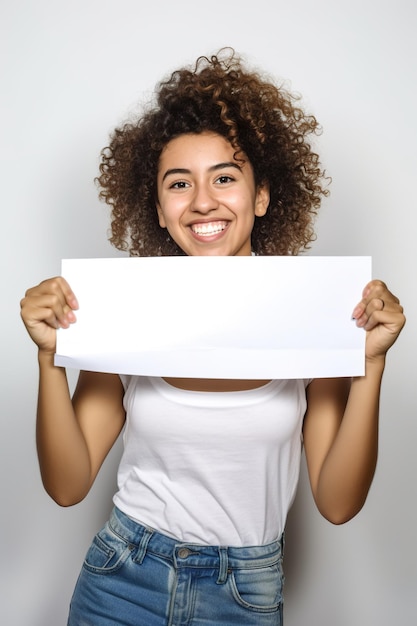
[20,49,405,625]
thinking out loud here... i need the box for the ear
[156,202,167,228]
[254,183,270,217]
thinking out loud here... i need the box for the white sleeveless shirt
[113,376,309,547]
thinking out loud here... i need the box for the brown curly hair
[97,48,329,256]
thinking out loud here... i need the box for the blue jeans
[68,506,284,625]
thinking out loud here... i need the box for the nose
[191,183,219,214]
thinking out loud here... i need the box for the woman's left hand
[352,280,406,361]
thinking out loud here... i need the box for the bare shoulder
[73,371,126,428]
[303,378,351,481]
[73,370,125,400]
[303,378,351,452]
[305,378,351,413]
[72,371,126,479]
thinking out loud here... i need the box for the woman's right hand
[20,277,78,354]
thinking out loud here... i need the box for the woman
[20,49,405,625]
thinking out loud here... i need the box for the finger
[55,276,79,310]
[24,277,78,311]
[362,307,405,333]
[30,277,79,311]
[356,295,405,334]
[364,280,400,306]
[352,279,399,322]
[354,297,386,328]
[30,294,77,329]
[21,296,68,331]
[21,278,78,329]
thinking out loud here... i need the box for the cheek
[161,197,190,221]
[231,194,257,218]
[228,186,255,207]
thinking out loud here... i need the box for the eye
[170,180,190,189]
[215,175,234,184]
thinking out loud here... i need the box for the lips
[190,221,228,236]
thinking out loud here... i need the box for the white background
[1,1,416,624]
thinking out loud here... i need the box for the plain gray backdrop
[2,1,416,624]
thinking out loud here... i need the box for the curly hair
[97,48,329,256]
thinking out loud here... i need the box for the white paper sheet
[55,256,371,378]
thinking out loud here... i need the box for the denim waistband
[109,506,283,578]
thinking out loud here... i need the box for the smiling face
[156,132,269,256]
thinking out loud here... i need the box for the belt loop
[216,547,229,585]
[133,527,153,564]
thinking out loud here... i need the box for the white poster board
[55,256,371,379]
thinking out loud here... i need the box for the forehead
[158,132,243,169]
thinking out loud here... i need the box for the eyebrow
[161,162,242,182]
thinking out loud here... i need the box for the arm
[303,280,405,525]
[21,278,125,506]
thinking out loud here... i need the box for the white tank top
[113,376,309,547]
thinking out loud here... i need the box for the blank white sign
[55,255,371,379]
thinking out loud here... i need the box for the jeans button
[178,548,192,559]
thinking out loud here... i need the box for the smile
[190,221,228,236]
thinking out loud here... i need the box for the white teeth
[191,221,227,236]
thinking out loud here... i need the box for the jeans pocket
[82,522,134,575]
[229,559,283,613]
